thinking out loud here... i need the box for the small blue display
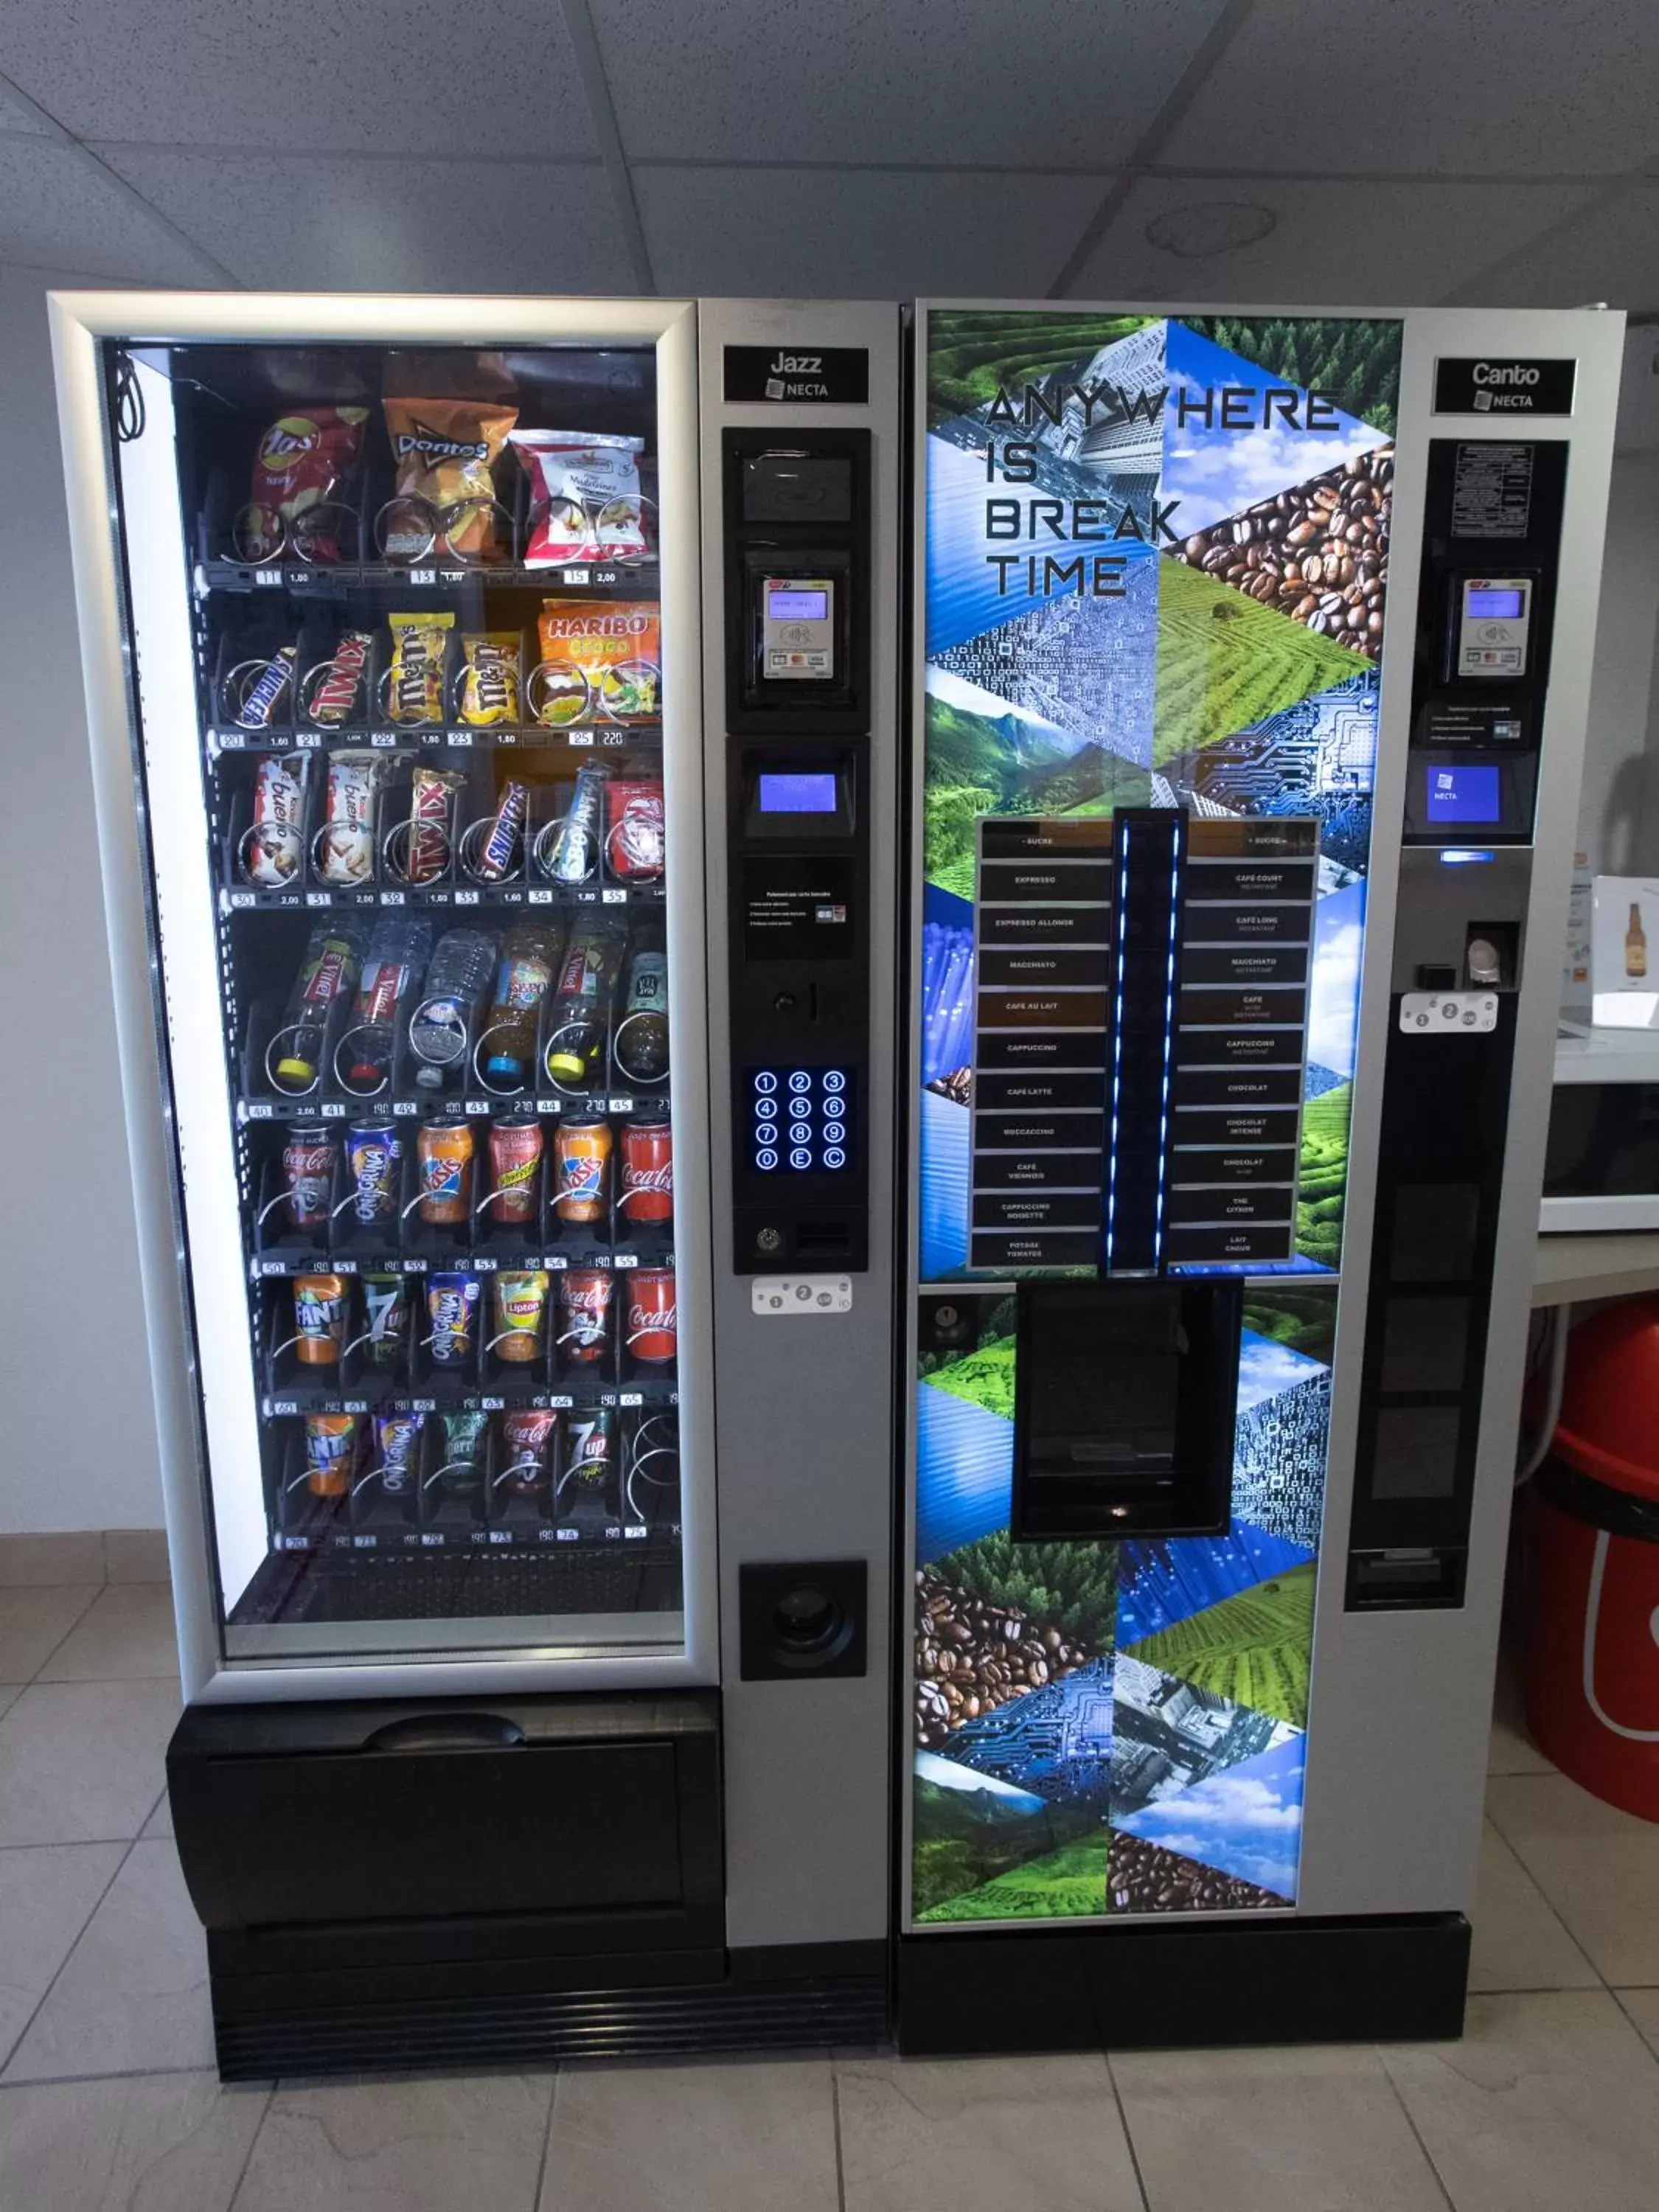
[1427,762,1501,825]
[759,771,838,815]
[748,1067,852,1173]
[1465,587,1524,620]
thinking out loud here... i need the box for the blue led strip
[1151,813,1184,1273]
[1103,825,1130,1273]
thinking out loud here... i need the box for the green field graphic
[923,1335,1017,1421]
[1296,1081,1352,1270]
[916,1826,1107,1922]
[1124,1562,1318,1728]
[1153,560,1369,768]
[926,311,1155,424]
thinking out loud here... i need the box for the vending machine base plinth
[208,1940,887,2082]
[894,1916,1470,2055]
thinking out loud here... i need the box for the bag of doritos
[381,399,517,560]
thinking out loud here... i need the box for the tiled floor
[3,1582,1658,2211]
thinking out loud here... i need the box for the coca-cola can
[625,1267,676,1365]
[282,1124,337,1234]
[619,1121,672,1222]
[558,1268,613,1365]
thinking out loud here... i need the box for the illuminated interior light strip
[1152,815,1183,1270]
[1104,832,1130,1269]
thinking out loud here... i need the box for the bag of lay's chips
[246,407,369,560]
[381,398,517,560]
[510,430,648,567]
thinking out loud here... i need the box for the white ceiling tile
[636,164,1106,298]
[1163,0,1659,175]
[99,150,630,293]
[596,0,1225,167]
[0,0,597,156]
[0,77,51,133]
[0,139,208,280]
[1454,185,1659,308]
[1069,177,1604,310]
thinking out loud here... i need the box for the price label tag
[595,568,620,585]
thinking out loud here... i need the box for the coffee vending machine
[895,302,1621,2050]
[54,293,900,2075]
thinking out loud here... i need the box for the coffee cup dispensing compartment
[1012,1280,1242,1541]
[723,431,874,1270]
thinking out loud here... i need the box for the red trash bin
[1525,1298,1659,1821]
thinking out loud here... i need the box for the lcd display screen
[768,588,829,621]
[759,771,838,814]
[1464,587,1525,620]
[1426,763,1501,824]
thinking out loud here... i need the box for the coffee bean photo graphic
[1177,447,1393,658]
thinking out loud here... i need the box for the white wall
[0,262,162,1531]
[1576,448,1659,877]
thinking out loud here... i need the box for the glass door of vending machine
[53,299,712,1691]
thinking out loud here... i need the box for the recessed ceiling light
[1144,201,1277,259]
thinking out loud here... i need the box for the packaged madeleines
[510,429,648,567]
[531,599,659,726]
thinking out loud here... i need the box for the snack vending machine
[897,302,1621,2050]
[52,293,900,2076]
